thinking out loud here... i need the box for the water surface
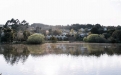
[0,43,121,75]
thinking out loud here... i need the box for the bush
[50,36,57,43]
[27,33,45,44]
[84,34,106,43]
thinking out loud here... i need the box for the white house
[62,32,68,36]
[78,28,91,37]
[46,35,67,40]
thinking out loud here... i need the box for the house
[61,29,70,35]
[80,28,85,32]
[79,33,85,37]
[46,35,67,40]
[62,32,68,35]
[78,28,90,37]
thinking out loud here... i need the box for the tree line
[0,18,121,43]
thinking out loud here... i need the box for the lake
[0,43,121,75]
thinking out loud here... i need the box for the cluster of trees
[0,18,30,43]
[84,24,121,43]
[56,24,94,30]
[90,24,104,34]
[70,24,94,31]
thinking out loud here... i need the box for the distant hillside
[31,23,50,28]
[30,23,96,31]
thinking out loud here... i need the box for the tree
[95,24,101,29]
[103,33,110,39]
[4,20,11,28]
[70,28,74,35]
[1,28,14,43]
[90,24,104,34]
[16,31,24,41]
[91,27,98,34]
[23,31,30,41]
[98,28,104,34]
[20,20,29,31]
[2,18,30,43]
[4,18,29,32]
[21,20,29,25]
[10,18,20,31]
[116,25,121,30]
[107,29,115,37]
[36,27,41,33]
[112,30,121,43]
[53,30,62,35]
[49,29,52,35]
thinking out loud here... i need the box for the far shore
[0,41,118,45]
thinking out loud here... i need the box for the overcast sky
[0,0,121,26]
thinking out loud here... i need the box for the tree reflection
[1,45,29,65]
[0,43,121,64]
[89,50,104,57]
[27,43,121,57]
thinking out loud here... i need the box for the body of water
[0,43,121,75]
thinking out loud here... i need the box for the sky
[0,0,121,26]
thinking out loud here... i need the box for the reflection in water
[0,43,121,65]
[0,43,121,75]
[0,45,29,65]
